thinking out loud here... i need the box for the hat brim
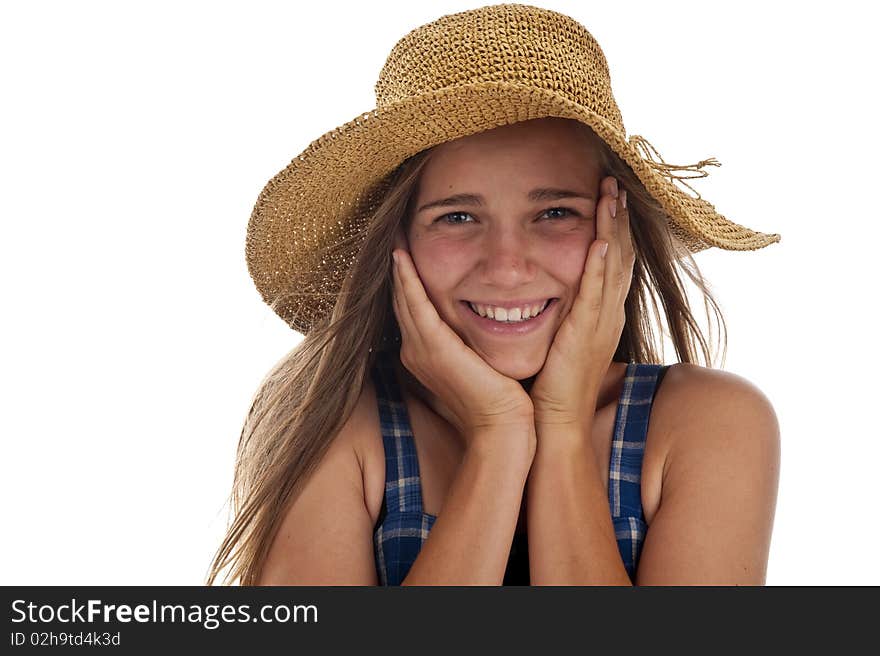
[246,81,781,332]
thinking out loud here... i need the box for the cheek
[409,242,464,305]
[412,240,465,270]
[547,236,592,284]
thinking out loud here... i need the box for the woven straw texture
[246,3,781,334]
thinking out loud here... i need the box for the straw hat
[245,3,781,334]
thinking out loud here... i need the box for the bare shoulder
[636,362,781,584]
[348,373,385,525]
[257,373,382,585]
[658,362,780,456]
[330,368,403,528]
[660,362,779,434]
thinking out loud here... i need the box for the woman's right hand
[390,240,535,454]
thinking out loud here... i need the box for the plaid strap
[610,362,668,579]
[371,350,426,517]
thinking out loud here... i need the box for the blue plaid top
[370,348,670,585]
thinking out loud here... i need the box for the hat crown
[374,3,625,131]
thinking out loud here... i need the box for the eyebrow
[416,188,596,214]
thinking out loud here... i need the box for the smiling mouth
[463,298,558,321]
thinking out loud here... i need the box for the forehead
[419,118,602,188]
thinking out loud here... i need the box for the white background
[2,0,876,585]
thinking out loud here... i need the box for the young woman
[207,4,782,586]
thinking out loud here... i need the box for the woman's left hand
[529,175,635,436]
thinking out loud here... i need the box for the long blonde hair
[205,120,727,585]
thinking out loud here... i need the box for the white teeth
[468,300,550,323]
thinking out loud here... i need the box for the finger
[392,250,421,352]
[597,177,622,333]
[607,186,633,295]
[616,188,635,302]
[596,175,617,251]
[390,255,404,326]
[393,226,408,253]
[573,236,608,333]
[618,188,634,258]
[601,183,633,335]
[605,176,621,266]
[596,176,628,332]
[393,248,436,348]
[618,189,636,284]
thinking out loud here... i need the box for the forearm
[527,423,633,586]
[401,425,534,585]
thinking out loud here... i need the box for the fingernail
[610,178,619,198]
[610,199,617,218]
[621,189,627,209]
[392,251,399,265]
[600,241,609,258]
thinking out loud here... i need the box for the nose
[479,224,536,286]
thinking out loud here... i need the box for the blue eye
[543,207,576,220]
[436,207,579,224]
[437,211,474,224]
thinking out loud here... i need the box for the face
[405,117,605,381]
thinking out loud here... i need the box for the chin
[483,350,546,381]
